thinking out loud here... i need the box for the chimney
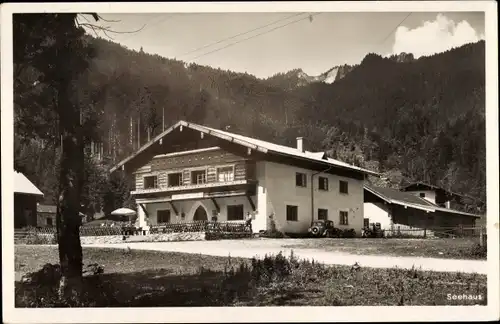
[296,137,304,152]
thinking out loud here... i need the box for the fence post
[479,226,486,247]
[424,227,427,239]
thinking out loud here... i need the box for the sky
[87,11,485,79]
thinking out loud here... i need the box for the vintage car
[308,220,342,238]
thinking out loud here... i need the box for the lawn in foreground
[15,245,487,307]
[280,237,487,260]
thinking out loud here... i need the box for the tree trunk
[56,75,84,300]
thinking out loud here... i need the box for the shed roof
[364,184,481,217]
[14,172,44,196]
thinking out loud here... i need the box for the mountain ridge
[14,37,486,209]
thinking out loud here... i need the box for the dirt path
[85,239,487,274]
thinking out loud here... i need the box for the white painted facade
[138,196,256,226]
[363,202,392,230]
[255,161,364,234]
[136,159,365,235]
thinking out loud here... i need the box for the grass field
[280,237,487,260]
[15,245,487,307]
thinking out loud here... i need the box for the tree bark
[56,71,84,300]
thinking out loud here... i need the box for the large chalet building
[110,120,378,234]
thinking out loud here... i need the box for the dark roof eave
[110,120,380,177]
[110,120,187,173]
[15,191,44,197]
[271,151,379,177]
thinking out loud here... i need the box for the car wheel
[310,227,320,236]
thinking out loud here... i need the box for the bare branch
[96,14,121,23]
[78,22,146,35]
[102,29,115,41]
[79,13,100,22]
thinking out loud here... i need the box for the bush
[250,252,293,284]
[260,230,287,238]
[24,233,57,245]
[284,232,310,238]
[340,229,356,238]
[205,232,252,241]
[16,263,110,307]
[462,243,487,259]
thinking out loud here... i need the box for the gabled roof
[14,172,44,196]
[365,184,436,212]
[364,184,481,217]
[402,181,467,198]
[110,120,379,176]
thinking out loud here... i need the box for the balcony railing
[131,179,253,195]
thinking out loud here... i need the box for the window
[144,175,158,189]
[339,211,349,225]
[168,172,183,187]
[227,205,244,221]
[191,170,207,184]
[339,180,348,194]
[46,217,53,226]
[286,205,298,221]
[318,208,328,220]
[296,172,307,187]
[217,166,234,182]
[319,176,329,191]
[419,193,426,198]
[157,210,171,224]
[363,218,370,228]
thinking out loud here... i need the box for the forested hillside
[14,35,486,215]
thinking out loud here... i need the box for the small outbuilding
[364,184,481,236]
[36,204,57,227]
[14,171,44,228]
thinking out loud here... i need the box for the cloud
[391,14,484,58]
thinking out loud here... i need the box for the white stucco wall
[135,159,365,235]
[259,161,364,234]
[144,196,255,225]
[363,202,392,230]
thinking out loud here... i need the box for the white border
[1,1,498,323]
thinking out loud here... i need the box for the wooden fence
[14,226,123,242]
[149,221,249,234]
[385,224,486,240]
[15,221,251,243]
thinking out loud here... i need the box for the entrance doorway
[193,205,208,221]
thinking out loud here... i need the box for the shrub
[16,262,111,307]
[250,252,292,284]
[284,232,310,238]
[340,229,356,238]
[24,233,57,245]
[260,230,286,238]
[463,243,487,259]
[205,232,252,240]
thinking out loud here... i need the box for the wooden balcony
[131,179,256,196]
[134,156,257,197]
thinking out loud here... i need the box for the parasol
[110,208,136,216]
